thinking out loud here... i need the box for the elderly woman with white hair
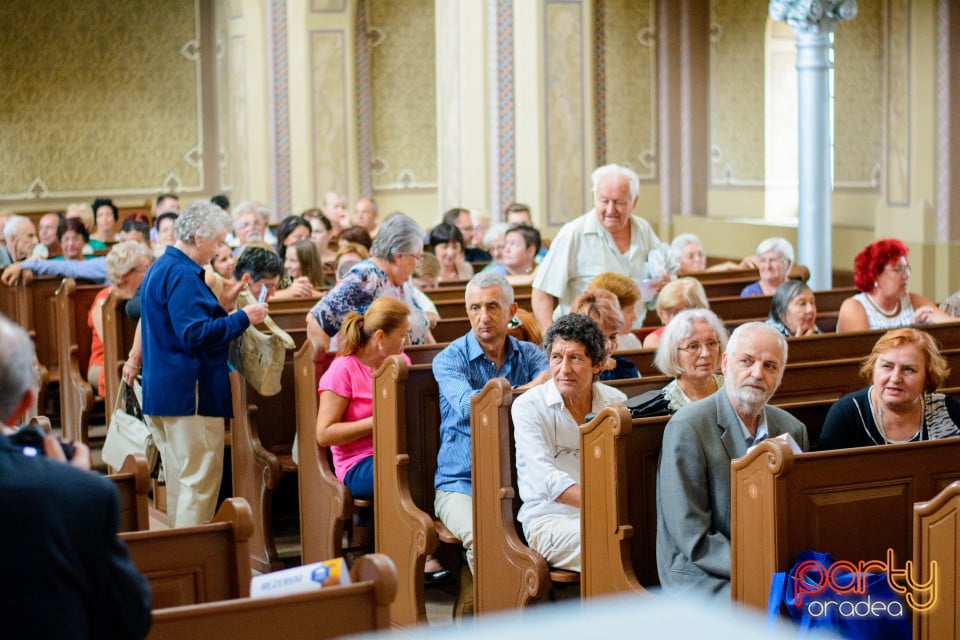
[740,237,795,297]
[139,201,269,527]
[671,233,751,274]
[632,309,729,417]
[86,241,153,397]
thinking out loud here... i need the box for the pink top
[318,352,411,480]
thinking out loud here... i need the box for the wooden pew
[229,299,311,573]
[427,283,533,304]
[53,278,104,443]
[730,437,960,611]
[432,316,473,343]
[913,481,960,640]
[432,292,533,319]
[122,497,253,609]
[101,289,138,428]
[578,396,842,600]
[372,356,449,626]
[109,452,151,532]
[470,379,571,614]
[294,337,355,564]
[147,553,396,639]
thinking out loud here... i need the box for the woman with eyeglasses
[836,239,953,332]
[632,309,729,417]
[307,214,434,350]
[740,237,795,297]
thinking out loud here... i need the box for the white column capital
[769,0,857,35]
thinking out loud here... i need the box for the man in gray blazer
[656,322,809,599]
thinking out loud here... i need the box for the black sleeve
[818,394,861,450]
[943,394,960,430]
[124,285,142,321]
[91,481,152,640]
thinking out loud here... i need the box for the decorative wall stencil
[886,0,909,205]
[310,30,349,201]
[28,177,49,199]
[270,0,292,219]
[545,0,586,227]
[495,0,516,213]
[0,0,202,199]
[709,0,766,185]
[602,0,656,180]
[369,0,437,191]
[356,0,373,198]
[833,0,881,189]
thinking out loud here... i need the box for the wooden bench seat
[122,497,253,609]
[146,553,396,639]
[730,437,960,611]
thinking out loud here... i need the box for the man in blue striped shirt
[434,271,550,580]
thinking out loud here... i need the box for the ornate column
[770,0,856,290]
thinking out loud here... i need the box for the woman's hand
[911,305,937,325]
[243,302,269,326]
[287,276,315,298]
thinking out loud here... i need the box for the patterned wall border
[886,0,910,207]
[310,30,350,205]
[269,0,291,219]
[356,0,373,199]
[488,0,515,217]
[594,0,606,167]
[935,0,950,238]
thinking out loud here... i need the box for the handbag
[102,378,159,474]
[767,550,911,639]
[229,290,295,397]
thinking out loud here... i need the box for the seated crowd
[3,161,960,636]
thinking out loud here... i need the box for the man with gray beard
[655,322,809,599]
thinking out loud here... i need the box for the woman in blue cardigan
[139,201,268,527]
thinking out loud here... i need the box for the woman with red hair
[836,239,952,332]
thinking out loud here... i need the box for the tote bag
[229,290,295,397]
[102,378,159,473]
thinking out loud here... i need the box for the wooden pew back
[122,497,253,609]
[470,379,553,613]
[101,289,139,427]
[372,356,442,626]
[147,553,397,639]
[294,338,353,564]
[54,278,103,443]
[109,452,151,532]
[731,438,960,610]
[913,481,960,640]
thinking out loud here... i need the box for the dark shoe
[424,569,453,585]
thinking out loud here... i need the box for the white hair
[591,164,640,203]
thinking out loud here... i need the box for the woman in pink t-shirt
[315,297,411,499]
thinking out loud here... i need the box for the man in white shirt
[532,164,662,331]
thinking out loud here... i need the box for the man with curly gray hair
[139,201,269,527]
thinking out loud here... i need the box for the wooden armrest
[433,518,460,544]
[549,569,580,584]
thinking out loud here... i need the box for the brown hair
[860,327,950,393]
[337,297,411,357]
[288,239,325,288]
[572,289,624,333]
[588,272,640,309]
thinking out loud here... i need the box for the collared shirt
[532,209,660,324]
[433,331,549,495]
[512,379,627,528]
[736,405,769,449]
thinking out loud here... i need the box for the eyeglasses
[885,263,911,276]
[678,339,720,354]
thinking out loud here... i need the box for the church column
[770,0,856,290]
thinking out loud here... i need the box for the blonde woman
[643,278,710,349]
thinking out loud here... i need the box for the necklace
[864,292,901,318]
[869,386,924,444]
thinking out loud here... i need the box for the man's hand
[43,435,91,471]
[1,262,23,286]
[513,370,550,392]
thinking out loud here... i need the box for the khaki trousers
[145,413,224,528]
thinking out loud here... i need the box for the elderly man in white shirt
[512,313,626,572]
[532,164,662,331]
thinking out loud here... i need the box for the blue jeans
[342,455,373,501]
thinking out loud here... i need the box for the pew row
[295,337,355,564]
[122,497,253,609]
[913,480,960,640]
[471,379,576,614]
[54,278,104,443]
[373,356,450,626]
[146,553,397,639]
[109,452,151,532]
[730,437,960,611]
[101,289,138,428]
